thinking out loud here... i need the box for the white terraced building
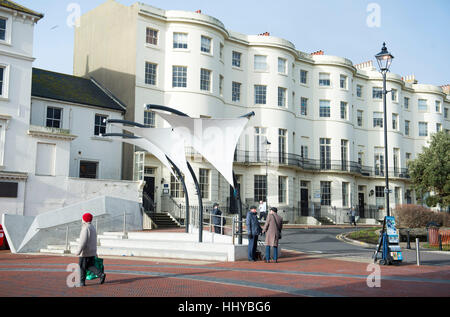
[73,0,450,224]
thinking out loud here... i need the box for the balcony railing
[233,150,410,179]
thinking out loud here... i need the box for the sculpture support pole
[233,172,243,245]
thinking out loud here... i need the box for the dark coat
[263,212,283,247]
[246,211,262,236]
[212,208,222,226]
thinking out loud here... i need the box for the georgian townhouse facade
[73,1,450,223]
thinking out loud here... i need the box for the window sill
[0,40,11,47]
[145,44,160,50]
[232,66,243,71]
[91,136,112,142]
[200,52,213,58]
[299,83,309,88]
[0,96,9,102]
[173,48,190,52]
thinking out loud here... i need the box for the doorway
[358,192,365,218]
[301,188,309,216]
[143,176,155,212]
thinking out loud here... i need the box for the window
[79,161,98,179]
[405,120,410,136]
[172,66,187,88]
[94,114,107,136]
[340,102,348,120]
[170,174,185,198]
[254,127,267,162]
[173,33,188,49]
[320,138,331,170]
[356,85,363,98]
[0,18,5,41]
[46,107,62,128]
[373,112,383,128]
[340,75,347,89]
[278,129,287,164]
[373,87,383,99]
[201,36,211,53]
[300,97,308,116]
[319,100,330,118]
[319,73,330,86]
[436,123,442,132]
[0,182,18,198]
[374,148,385,176]
[391,89,397,102]
[357,110,363,127]
[232,82,241,102]
[278,176,287,204]
[404,97,409,109]
[146,28,158,45]
[419,122,428,137]
[406,153,412,163]
[0,66,4,96]
[435,101,441,113]
[300,70,308,84]
[358,152,364,166]
[145,62,157,85]
[200,69,211,91]
[199,169,210,199]
[418,99,427,111]
[392,113,398,130]
[278,87,287,107]
[342,182,349,207]
[36,143,56,176]
[445,108,448,118]
[144,110,155,128]
[278,58,287,74]
[254,85,267,104]
[254,55,267,71]
[375,186,385,208]
[320,181,331,206]
[301,145,308,159]
[341,140,348,171]
[393,148,399,175]
[219,75,224,96]
[232,51,241,67]
[254,175,267,202]
[219,43,224,60]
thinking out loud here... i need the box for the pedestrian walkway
[0,250,448,297]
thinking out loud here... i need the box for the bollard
[406,230,411,249]
[123,212,127,234]
[416,238,420,266]
[438,234,442,251]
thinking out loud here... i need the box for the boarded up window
[0,182,18,197]
[35,143,56,176]
[79,161,98,179]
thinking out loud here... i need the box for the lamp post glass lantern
[375,42,394,217]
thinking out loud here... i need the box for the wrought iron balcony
[233,150,410,179]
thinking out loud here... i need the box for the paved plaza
[0,241,449,298]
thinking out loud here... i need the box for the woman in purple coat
[262,207,283,263]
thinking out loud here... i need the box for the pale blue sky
[19,0,450,87]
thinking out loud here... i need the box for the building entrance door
[143,176,155,212]
[300,188,309,216]
[358,192,365,218]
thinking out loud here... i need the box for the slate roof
[32,68,126,113]
[0,0,44,18]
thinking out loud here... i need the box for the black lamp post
[375,42,394,217]
[265,139,271,209]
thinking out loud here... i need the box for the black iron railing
[233,150,410,179]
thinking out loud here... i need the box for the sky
[18,0,450,87]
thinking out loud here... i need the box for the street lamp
[375,42,394,217]
[265,139,271,209]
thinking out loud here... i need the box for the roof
[0,0,44,19]
[32,68,126,113]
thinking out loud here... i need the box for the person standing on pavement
[258,200,267,221]
[262,207,283,263]
[76,213,106,287]
[246,206,262,261]
[350,206,357,226]
[211,203,222,234]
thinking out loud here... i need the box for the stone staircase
[147,212,180,229]
[39,231,248,262]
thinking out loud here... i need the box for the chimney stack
[195,9,201,14]
[311,50,324,56]
[258,32,270,36]
[441,84,450,95]
[355,60,374,70]
[403,75,418,84]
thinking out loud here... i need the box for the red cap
[82,213,93,223]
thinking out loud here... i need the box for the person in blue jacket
[246,206,262,261]
[211,203,222,234]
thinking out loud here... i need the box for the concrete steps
[40,231,247,261]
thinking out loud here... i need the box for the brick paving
[0,250,448,298]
